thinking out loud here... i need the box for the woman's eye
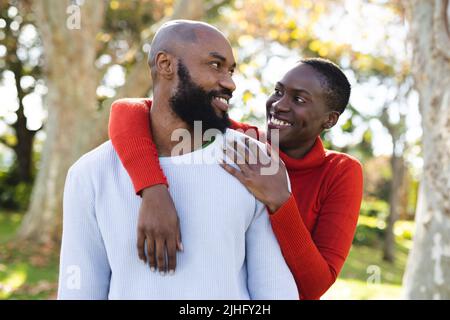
[295,96,305,103]
[211,62,220,69]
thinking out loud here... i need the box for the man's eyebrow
[209,52,236,68]
[209,52,226,61]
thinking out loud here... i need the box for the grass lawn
[0,212,413,300]
[322,216,414,300]
[0,212,59,299]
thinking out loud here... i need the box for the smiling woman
[108,57,363,300]
[265,61,345,159]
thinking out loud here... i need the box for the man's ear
[322,111,340,129]
[155,51,175,80]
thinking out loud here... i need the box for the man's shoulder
[68,141,117,176]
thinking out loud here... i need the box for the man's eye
[210,62,220,69]
[229,69,235,76]
[274,88,282,96]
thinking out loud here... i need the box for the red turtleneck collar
[279,137,326,171]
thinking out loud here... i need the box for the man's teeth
[215,97,228,104]
[270,116,292,126]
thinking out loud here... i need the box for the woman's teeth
[270,116,292,126]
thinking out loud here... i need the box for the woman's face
[265,63,335,152]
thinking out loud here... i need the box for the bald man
[58,20,298,300]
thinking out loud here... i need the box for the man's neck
[150,100,206,157]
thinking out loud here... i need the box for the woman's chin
[267,127,290,145]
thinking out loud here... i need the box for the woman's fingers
[166,239,177,274]
[146,236,156,272]
[155,238,166,274]
[222,146,251,175]
[137,228,147,262]
[225,136,267,166]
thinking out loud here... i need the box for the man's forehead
[188,32,235,63]
[195,29,230,48]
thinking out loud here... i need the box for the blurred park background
[0,0,449,299]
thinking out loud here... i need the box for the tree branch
[141,0,205,39]
[434,0,450,60]
[205,0,231,13]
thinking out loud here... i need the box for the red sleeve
[108,98,259,194]
[269,160,363,300]
[229,119,260,140]
[108,98,168,194]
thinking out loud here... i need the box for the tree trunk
[16,0,205,243]
[16,0,107,243]
[11,61,38,183]
[12,115,36,183]
[383,153,405,262]
[402,0,450,299]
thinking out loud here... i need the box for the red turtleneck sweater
[108,98,363,300]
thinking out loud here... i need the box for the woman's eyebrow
[292,88,312,97]
[278,81,312,97]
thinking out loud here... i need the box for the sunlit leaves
[342,118,355,133]
[110,0,120,10]
[240,90,251,103]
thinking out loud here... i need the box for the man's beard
[169,60,231,134]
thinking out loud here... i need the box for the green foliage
[406,178,419,217]
[353,223,385,246]
[0,170,33,211]
[353,215,388,247]
[12,182,32,210]
[394,220,414,241]
[0,211,22,243]
[360,199,389,218]
[352,214,415,247]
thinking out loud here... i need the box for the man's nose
[219,74,236,93]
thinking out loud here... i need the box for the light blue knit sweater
[58,129,298,300]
